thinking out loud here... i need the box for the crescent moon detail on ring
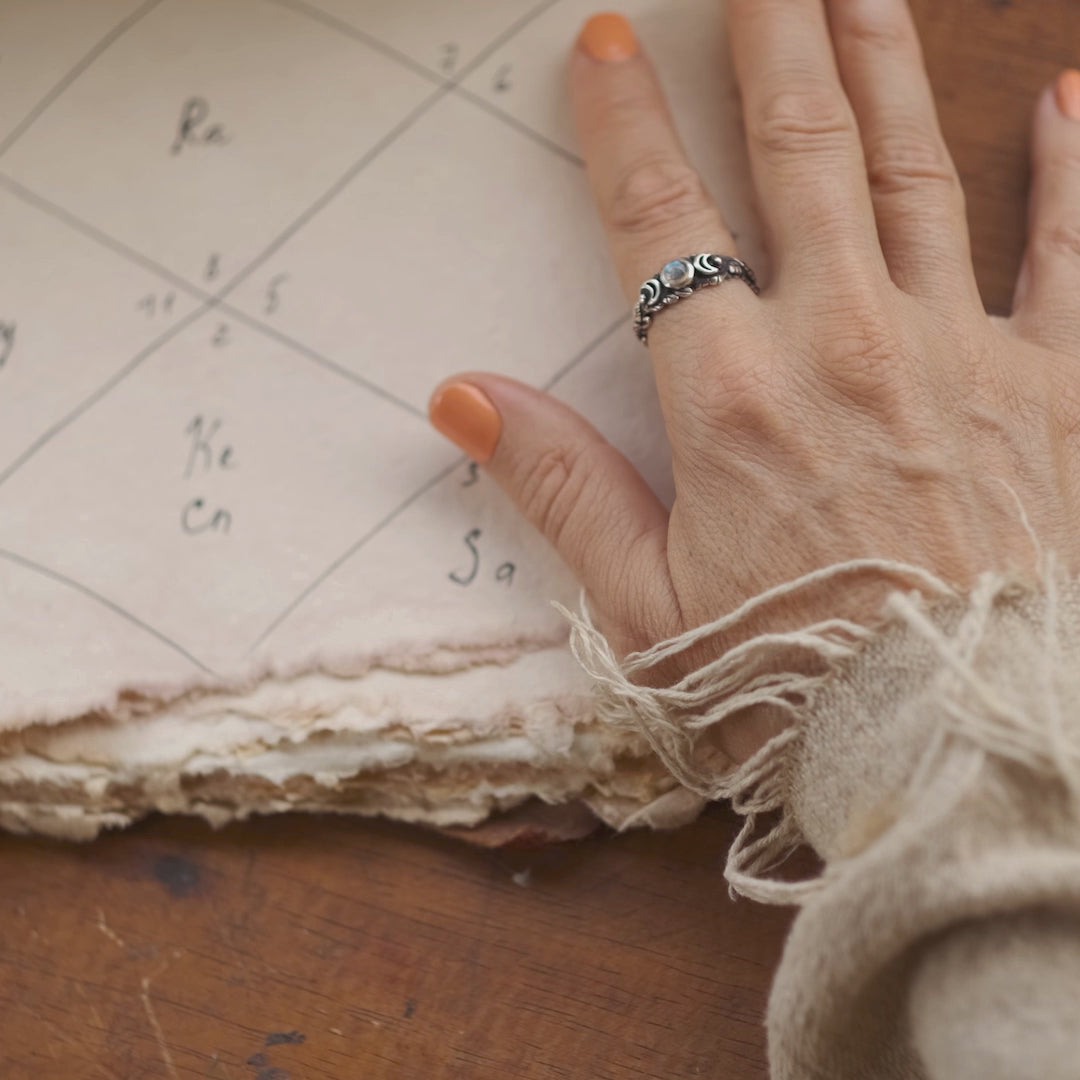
[640,279,662,306]
[692,254,723,276]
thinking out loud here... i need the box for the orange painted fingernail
[579,13,638,62]
[1055,69,1080,121]
[428,381,502,463]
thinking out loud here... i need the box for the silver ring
[633,254,759,345]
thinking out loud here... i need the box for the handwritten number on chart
[493,64,512,93]
[0,322,14,368]
[212,322,231,347]
[440,42,460,73]
[205,253,221,281]
[137,292,175,318]
[265,273,289,315]
[171,96,231,155]
[462,462,480,487]
[449,528,516,587]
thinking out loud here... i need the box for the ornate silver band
[632,254,759,345]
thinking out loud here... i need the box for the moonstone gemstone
[659,258,694,289]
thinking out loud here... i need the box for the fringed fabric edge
[556,558,958,905]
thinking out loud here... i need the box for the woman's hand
[429,0,1080,762]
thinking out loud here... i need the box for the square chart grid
[0,0,693,679]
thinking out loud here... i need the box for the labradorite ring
[632,254,759,345]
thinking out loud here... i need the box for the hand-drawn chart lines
[0,0,626,674]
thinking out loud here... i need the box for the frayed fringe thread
[885,555,1080,815]
[556,559,956,905]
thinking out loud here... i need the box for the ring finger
[569,13,756,350]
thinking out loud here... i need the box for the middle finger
[729,0,887,285]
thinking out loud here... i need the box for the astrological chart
[0,0,759,731]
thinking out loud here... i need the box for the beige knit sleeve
[565,562,1080,1079]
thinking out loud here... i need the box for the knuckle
[515,442,591,548]
[751,80,856,161]
[1031,221,1080,263]
[864,129,961,201]
[840,7,913,54]
[812,309,919,416]
[687,355,789,444]
[607,155,711,237]
[827,347,909,410]
[1046,142,1080,177]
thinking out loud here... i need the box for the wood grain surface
[2,1,1076,1076]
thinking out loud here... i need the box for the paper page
[0,0,758,731]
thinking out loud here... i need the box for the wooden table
[3,2,1077,1076]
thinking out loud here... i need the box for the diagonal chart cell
[260,455,574,671]
[0,183,202,482]
[228,92,624,413]
[1,0,436,287]
[0,312,456,668]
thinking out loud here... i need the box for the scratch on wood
[140,976,180,1080]
[265,1031,305,1046]
[207,1053,235,1080]
[96,908,126,948]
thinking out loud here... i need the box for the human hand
[428,1,1080,763]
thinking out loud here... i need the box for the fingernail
[428,381,502,463]
[1055,69,1080,121]
[579,12,638,62]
